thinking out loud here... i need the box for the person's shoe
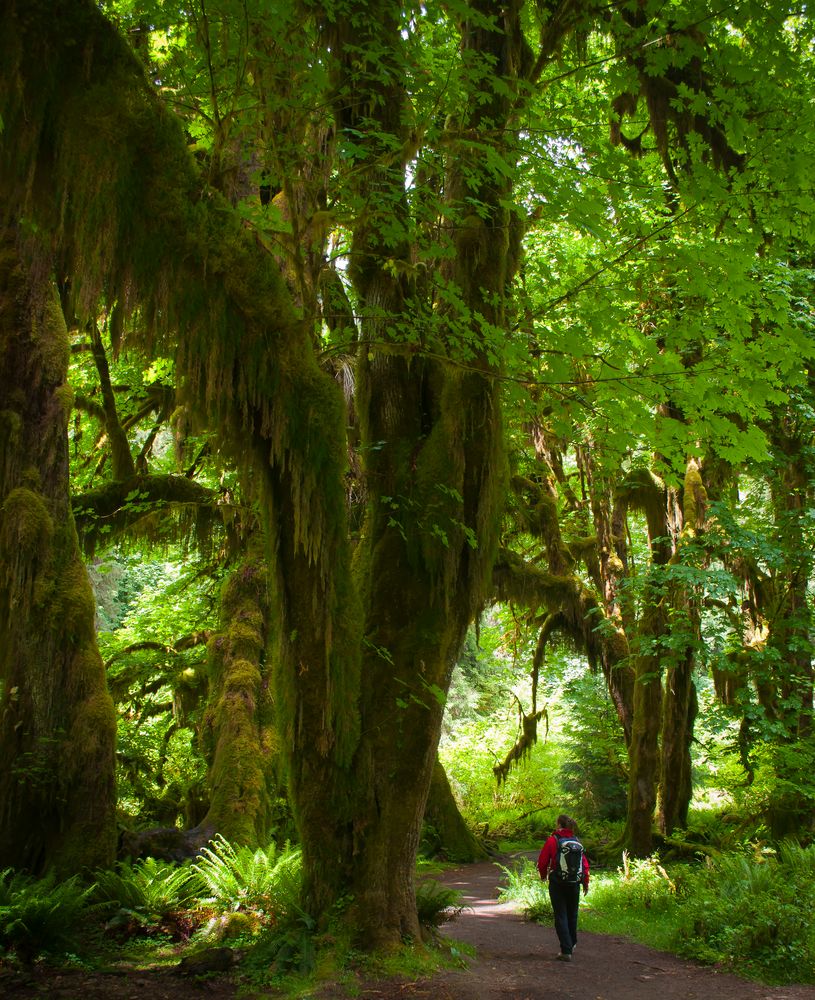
[556,952,572,962]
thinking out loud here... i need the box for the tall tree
[3,0,815,934]
[0,236,117,873]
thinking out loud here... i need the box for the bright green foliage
[0,869,96,962]
[676,845,815,983]
[93,857,199,924]
[441,617,555,835]
[497,858,552,923]
[100,555,213,828]
[557,674,628,822]
[607,854,678,914]
[191,835,302,917]
[501,844,815,984]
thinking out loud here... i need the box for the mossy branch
[492,546,578,612]
[72,393,107,424]
[72,473,219,555]
[89,320,136,480]
[105,631,211,669]
[492,545,633,742]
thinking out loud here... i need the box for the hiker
[537,813,589,962]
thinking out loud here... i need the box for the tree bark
[0,235,117,874]
[658,656,697,834]
[424,759,488,862]
[764,427,814,838]
[197,548,280,846]
[577,443,637,742]
[657,459,705,836]
[623,590,665,857]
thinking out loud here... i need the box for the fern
[93,857,198,919]
[415,880,465,928]
[192,835,302,917]
[777,840,815,886]
[0,870,95,962]
[497,859,552,921]
[0,868,34,907]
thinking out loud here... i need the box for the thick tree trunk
[620,470,674,857]
[344,360,503,946]
[424,759,488,862]
[578,446,637,742]
[0,236,117,874]
[310,0,513,948]
[198,549,279,846]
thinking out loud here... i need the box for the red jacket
[537,827,590,887]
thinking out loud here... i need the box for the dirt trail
[3,857,814,999]
[400,856,815,1000]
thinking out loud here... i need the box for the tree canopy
[0,0,813,951]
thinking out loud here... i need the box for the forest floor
[2,854,815,999]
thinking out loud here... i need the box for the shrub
[0,869,95,962]
[240,912,317,981]
[613,852,678,913]
[497,859,552,922]
[93,857,198,923]
[677,844,815,983]
[192,835,302,918]
[415,880,464,929]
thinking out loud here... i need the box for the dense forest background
[0,0,814,986]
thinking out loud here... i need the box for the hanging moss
[72,473,219,557]
[493,706,548,786]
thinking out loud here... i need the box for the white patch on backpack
[555,836,584,883]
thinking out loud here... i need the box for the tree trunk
[306,0,516,947]
[765,430,814,838]
[658,459,706,835]
[623,591,665,857]
[0,235,117,874]
[620,469,674,857]
[658,657,697,834]
[424,759,488,862]
[578,443,636,742]
[198,548,279,846]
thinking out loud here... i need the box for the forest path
[3,855,815,999]
[345,854,815,1000]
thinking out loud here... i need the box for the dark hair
[557,813,577,831]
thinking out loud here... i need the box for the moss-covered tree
[3,0,815,939]
[198,548,280,845]
[0,235,117,873]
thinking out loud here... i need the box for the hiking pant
[548,879,581,955]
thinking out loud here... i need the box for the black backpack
[552,834,585,884]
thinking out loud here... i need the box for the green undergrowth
[239,936,471,1000]
[498,843,815,986]
[0,838,467,998]
[0,869,98,964]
